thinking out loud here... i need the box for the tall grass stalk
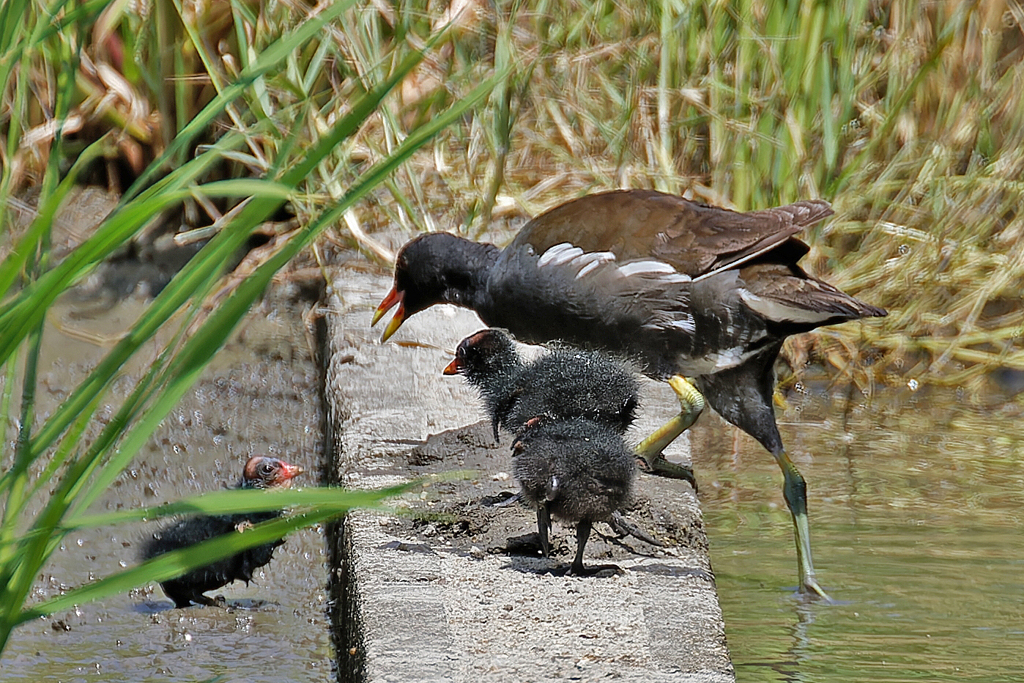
[0,0,502,654]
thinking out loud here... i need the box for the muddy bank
[384,419,709,577]
[1,281,332,682]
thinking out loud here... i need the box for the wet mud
[1,271,332,682]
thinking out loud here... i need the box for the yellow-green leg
[633,376,705,488]
[776,449,832,602]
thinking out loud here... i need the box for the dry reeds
[323,0,1024,391]
[4,0,1023,391]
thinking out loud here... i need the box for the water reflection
[696,385,1024,683]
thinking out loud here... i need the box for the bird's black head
[373,233,500,342]
[397,233,474,312]
[241,456,304,490]
[444,328,521,380]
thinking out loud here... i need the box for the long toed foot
[481,490,522,508]
[633,376,705,488]
[609,511,663,547]
[801,574,832,601]
[194,594,225,608]
[567,562,623,576]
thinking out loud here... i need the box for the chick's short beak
[442,357,462,375]
[278,461,305,485]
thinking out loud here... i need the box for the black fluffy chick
[140,455,304,608]
[443,328,639,440]
[512,416,636,575]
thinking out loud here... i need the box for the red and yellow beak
[442,357,463,375]
[276,461,305,488]
[372,286,406,342]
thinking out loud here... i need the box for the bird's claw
[609,511,662,546]
[801,576,834,603]
[567,562,623,577]
[635,454,698,491]
[481,490,521,508]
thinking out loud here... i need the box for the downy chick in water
[140,455,304,608]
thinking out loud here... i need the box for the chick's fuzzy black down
[140,511,283,608]
[512,417,636,526]
[503,347,640,436]
[452,329,640,440]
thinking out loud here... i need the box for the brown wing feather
[510,189,834,278]
[738,263,887,326]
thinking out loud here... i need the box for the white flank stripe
[741,290,835,324]
[576,260,603,279]
[573,250,616,266]
[537,243,583,267]
[573,251,616,279]
[667,318,697,333]
[713,347,746,369]
[617,260,678,277]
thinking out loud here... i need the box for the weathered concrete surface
[325,267,735,682]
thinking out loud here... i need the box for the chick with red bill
[442,328,640,441]
[140,455,304,608]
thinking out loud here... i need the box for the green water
[696,385,1024,682]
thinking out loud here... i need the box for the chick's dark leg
[168,589,219,608]
[568,519,592,575]
[194,593,223,607]
[537,504,551,557]
[568,519,621,576]
[634,376,703,488]
[163,581,211,609]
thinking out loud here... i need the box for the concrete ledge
[325,267,734,682]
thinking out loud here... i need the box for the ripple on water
[701,386,1024,683]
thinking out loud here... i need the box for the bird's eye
[259,462,274,475]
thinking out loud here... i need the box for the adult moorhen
[512,416,636,575]
[442,328,641,441]
[372,189,886,599]
[140,455,304,608]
